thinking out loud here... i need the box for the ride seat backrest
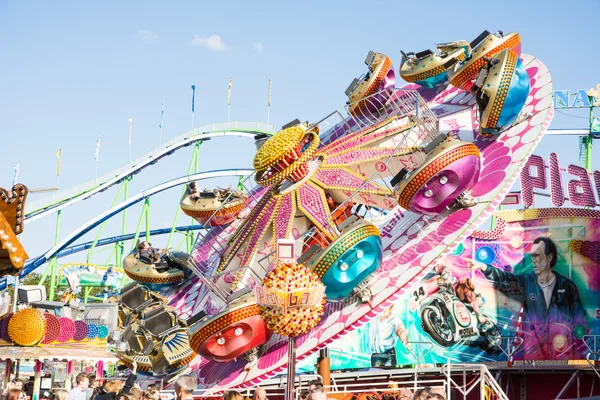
[470,31,491,50]
[124,329,147,353]
[297,244,323,265]
[145,311,175,336]
[121,286,148,310]
[415,49,433,59]
[337,215,359,232]
[200,192,217,199]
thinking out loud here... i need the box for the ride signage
[520,152,600,207]
[255,285,326,314]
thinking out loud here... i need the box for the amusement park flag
[191,85,196,113]
[56,148,61,176]
[94,135,101,162]
[228,77,232,106]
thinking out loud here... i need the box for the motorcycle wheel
[421,308,453,347]
[477,320,502,355]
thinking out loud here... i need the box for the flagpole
[56,148,61,189]
[159,101,164,145]
[191,85,196,134]
[267,78,272,124]
[94,135,101,181]
[13,163,19,186]
[228,77,232,123]
[128,118,133,162]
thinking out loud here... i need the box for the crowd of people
[1,364,198,400]
[3,373,448,400]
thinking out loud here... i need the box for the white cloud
[191,34,229,51]
[137,30,159,41]
[252,41,264,55]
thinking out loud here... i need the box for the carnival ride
[1,30,555,392]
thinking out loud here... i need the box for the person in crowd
[425,394,445,400]
[3,382,16,400]
[252,388,267,400]
[55,389,69,400]
[221,392,243,400]
[299,391,310,400]
[129,388,142,400]
[308,384,327,400]
[397,389,413,400]
[93,362,137,400]
[141,389,159,400]
[118,395,133,400]
[85,376,99,400]
[412,390,428,400]
[68,374,90,400]
[174,375,196,400]
[5,390,24,400]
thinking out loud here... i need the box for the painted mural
[299,207,600,371]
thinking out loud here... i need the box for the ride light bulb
[340,262,349,271]
[424,189,434,198]
[217,337,226,345]
[356,250,364,259]
[234,328,243,336]
[439,175,448,185]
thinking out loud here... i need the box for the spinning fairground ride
[72,29,553,388]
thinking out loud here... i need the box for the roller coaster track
[25,121,274,222]
[52,224,206,259]
[2,168,254,290]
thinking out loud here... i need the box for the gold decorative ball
[8,308,47,346]
[253,126,306,173]
[258,262,325,337]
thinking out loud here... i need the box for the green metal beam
[86,183,127,263]
[167,141,202,248]
[47,210,62,300]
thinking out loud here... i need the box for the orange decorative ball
[258,262,325,337]
[8,308,47,346]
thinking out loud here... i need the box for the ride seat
[142,306,177,338]
[120,283,153,314]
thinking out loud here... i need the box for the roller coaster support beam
[167,141,202,248]
[86,182,128,264]
[119,197,150,287]
[118,177,131,273]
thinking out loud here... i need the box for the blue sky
[1,1,599,269]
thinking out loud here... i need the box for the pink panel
[312,167,389,195]
[520,155,546,207]
[239,197,278,267]
[273,192,295,240]
[567,164,596,207]
[324,148,395,166]
[549,153,565,207]
[297,182,336,239]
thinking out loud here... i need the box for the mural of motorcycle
[418,287,501,354]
